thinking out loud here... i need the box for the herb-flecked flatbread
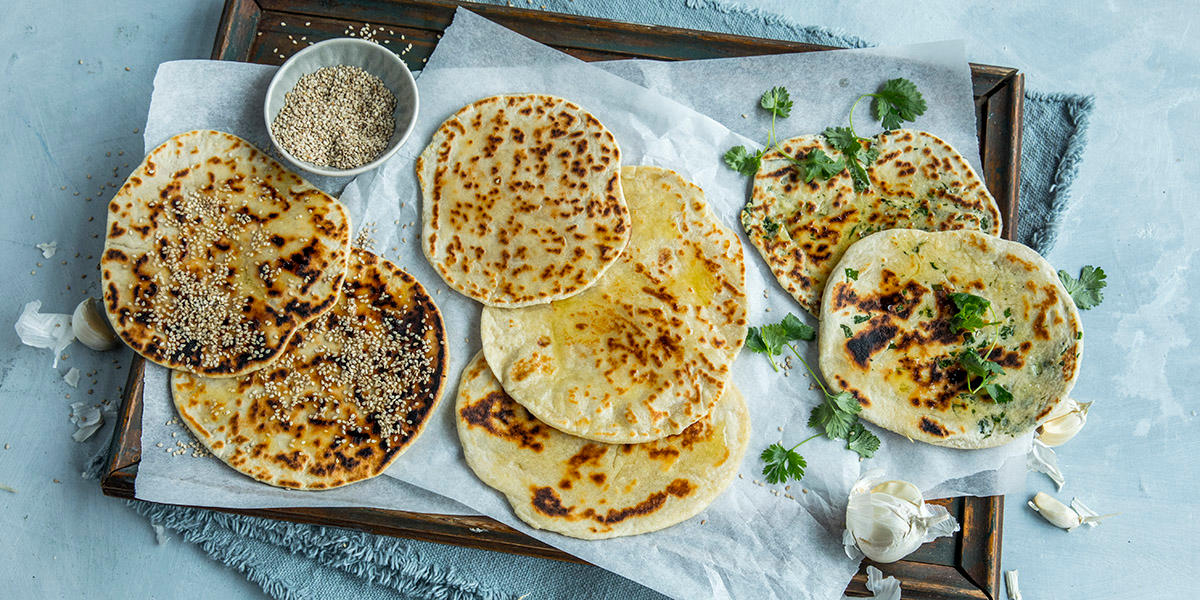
[456,351,749,539]
[102,130,351,377]
[742,129,1001,315]
[418,94,629,307]
[481,166,747,443]
[818,229,1082,449]
[172,248,448,489]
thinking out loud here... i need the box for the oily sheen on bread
[172,248,447,489]
[102,130,351,377]
[818,229,1082,449]
[481,166,747,443]
[417,94,630,307]
[742,129,1001,315]
[456,351,749,539]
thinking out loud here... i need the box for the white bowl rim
[263,37,419,178]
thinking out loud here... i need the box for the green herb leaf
[873,78,928,131]
[724,145,762,176]
[823,127,877,192]
[823,126,859,150]
[760,442,806,484]
[787,149,845,182]
[759,86,794,119]
[840,324,853,339]
[781,313,816,342]
[845,267,859,281]
[948,292,992,332]
[982,383,1013,404]
[1058,265,1107,310]
[744,327,768,354]
[845,422,881,458]
[809,391,861,439]
[958,348,1003,382]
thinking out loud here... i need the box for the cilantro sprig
[724,87,848,181]
[1058,265,1107,310]
[749,314,881,484]
[947,293,1012,403]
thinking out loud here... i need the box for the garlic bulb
[1027,491,1114,530]
[72,297,119,351]
[844,471,959,563]
[1036,398,1091,446]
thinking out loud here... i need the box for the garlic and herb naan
[172,248,447,489]
[457,352,749,539]
[742,129,1001,315]
[481,166,747,443]
[418,94,629,307]
[819,229,1082,449]
[102,130,351,377]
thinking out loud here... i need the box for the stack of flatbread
[420,95,751,539]
[742,128,1081,449]
[103,130,448,489]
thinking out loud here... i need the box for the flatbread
[742,129,1001,315]
[172,248,448,489]
[418,94,629,307]
[819,229,1082,449]
[102,130,351,377]
[456,351,749,539]
[481,166,747,443]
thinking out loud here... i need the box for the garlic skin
[1036,398,1091,446]
[844,471,959,563]
[72,297,119,351]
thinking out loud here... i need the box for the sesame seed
[271,65,396,170]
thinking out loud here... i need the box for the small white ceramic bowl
[264,38,419,178]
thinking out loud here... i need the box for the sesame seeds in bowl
[264,38,418,178]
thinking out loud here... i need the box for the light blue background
[1,1,1195,598]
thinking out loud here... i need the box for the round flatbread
[481,166,747,443]
[102,130,351,377]
[456,351,749,539]
[172,248,448,489]
[417,94,629,307]
[742,129,1001,315]
[819,229,1082,449]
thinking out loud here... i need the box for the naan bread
[418,94,629,307]
[456,351,749,539]
[481,166,747,443]
[819,229,1082,449]
[742,129,1001,315]
[172,248,448,489]
[102,130,351,377]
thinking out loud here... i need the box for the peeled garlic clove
[1005,570,1023,600]
[1028,491,1081,529]
[1036,398,1091,446]
[72,297,119,351]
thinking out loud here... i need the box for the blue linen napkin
[121,1,1094,598]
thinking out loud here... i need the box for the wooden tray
[102,1,1023,598]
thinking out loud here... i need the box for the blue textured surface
[1,1,1195,599]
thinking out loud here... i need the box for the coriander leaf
[845,422,881,458]
[759,324,789,353]
[781,313,816,342]
[744,327,767,354]
[983,383,1013,404]
[1058,265,1107,310]
[762,217,781,237]
[723,145,762,176]
[823,126,859,151]
[958,349,1003,381]
[760,442,806,484]
[948,292,992,332]
[788,149,845,183]
[809,391,861,439]
[840,324,853,339]
[873,78,927,131]
[845,267,859,281]
[760,86,794,119]
[830,390,862,415]
[853,314,871,324]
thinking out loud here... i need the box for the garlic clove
[871,480,924,508]
[1005,570,1023,600]
[1028,491,1081,529]
[72,297,119,351]
[1036,398,1091,446]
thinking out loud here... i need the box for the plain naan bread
[742,129,1001,315]
[819,229,1082,449]
[102,130,351,377]
[417,94,629,307]
[481,166,747,443]
[456,351,749,539]
[172,248,448,489]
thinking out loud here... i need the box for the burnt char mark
[459,391,549,451]
[846,323,899,369]
[532,486,572,517]
[919,417,950,438]
[593,479,694,525]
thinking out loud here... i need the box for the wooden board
[102,1,1022,598]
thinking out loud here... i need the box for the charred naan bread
[418,94,629,307]
[742,130,1001,315]
[819,229,1082,449]
[481,166,747,443]
[172,248,447,489]
[102,130,351,377]
[456,352,749,539]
